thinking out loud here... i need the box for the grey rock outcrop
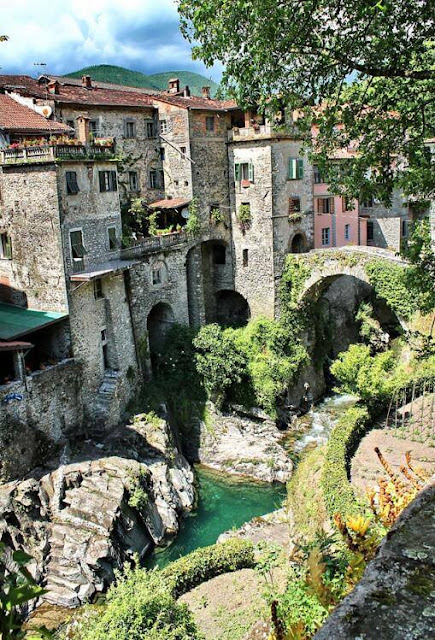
[196,404,292,483]
[314,483,435,640]
[0,413,194,608]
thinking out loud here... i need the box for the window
[124,120,136,138]
[184,180,188,187]
[316,197,335,214]
[234,162,254,183]
[160,147,165,162]
[313,165,324,184]
[99,170,117,192]
[288,197,301,215]
[94,279,103,300]
[180,146,186,155]
[65,171,79,195]
[367,220,374,243]
[159,119,168,134]
[70,229,85,270]
[288,158,304,180]
[129,171,139,192]
[213,244,226,265]
[206,116,215,132]
[0,233,12,260]
[344,224,350,240]
[401,219,408,237]
[146,121,156,138]
[101,328,107,343]
[362,196,374,208]
[66,119,74,129]
[243,248,249,267]
[152,267,162,285]
[89,120,98,136]
[107,226,117,250]
[321,227,331,246]
[342,196,352,211]
[149,170,158,189]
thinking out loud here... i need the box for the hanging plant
[237,203,252,231]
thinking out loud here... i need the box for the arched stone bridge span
[294,246,406,304]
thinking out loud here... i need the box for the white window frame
[321,227,330,246]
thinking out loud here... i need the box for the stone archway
[215,290,251,327]
[147,302,175,356]
[290,232,307,254]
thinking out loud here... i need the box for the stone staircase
[94,370,121,427]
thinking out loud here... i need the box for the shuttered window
[107,226,117,250]
[288,158,304,180]
[124,119,136,138]
[99,171,117,192]
[316,197,335,214]
[65,171,79,195]
[70,230,86,259]
[234,162,254,183]
[288,197,301,214]
[0,233,12,260]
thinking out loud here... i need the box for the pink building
[313,165,367,249]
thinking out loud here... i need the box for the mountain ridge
[65,64,219,97]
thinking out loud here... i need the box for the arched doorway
[147,302,175,357]
[215,290,250,327]
[291,233,306,254]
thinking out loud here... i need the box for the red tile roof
[153,94,238,112]
[148,198,191,209]
[0,94,73,134]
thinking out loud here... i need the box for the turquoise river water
[148,393,356,568]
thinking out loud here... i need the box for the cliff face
[0,414,195,608]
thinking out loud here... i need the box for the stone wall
[0,164,68,312]
[360,190,408,250]
[228,141,275,317]
[57,105,165,204]
[0,358,84,479]
[58,161,122,272]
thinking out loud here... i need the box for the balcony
[1,141,116,165]
[115,230,189,260]
[228,122,300,142]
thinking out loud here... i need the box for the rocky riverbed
[194,404,293,483]
[0,413,195,608]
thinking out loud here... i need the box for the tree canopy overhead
[178,0,435,202]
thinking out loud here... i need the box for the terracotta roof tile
[148,198,191,209]
[0,94,73,134]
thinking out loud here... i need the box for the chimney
[168,78,180,94]
[183,85,191,98]
[47,80,59,95]
[201,86,211,100]
[76,114,90,143]
[82,75,92,89]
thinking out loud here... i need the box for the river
[148,393,356,568]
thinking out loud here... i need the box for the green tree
[178,0,435,201]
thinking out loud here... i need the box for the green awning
[0,302,68,340]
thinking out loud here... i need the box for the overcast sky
[0,0,222,81]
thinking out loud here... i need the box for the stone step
[43,585,80,608]
[45,573,84,593]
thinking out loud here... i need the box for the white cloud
[0,0,221,79]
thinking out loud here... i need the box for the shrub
[194,324,247,406]
[78,567,200,640]
[365,259,418,320]
[161,538,255,598]
[321,406,370,520]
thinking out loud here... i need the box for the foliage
[365,259,419,320]
[210,207,225,226]
[401,219,435,315]
[185,198,201,236]
[234,317,308,416]
[0,543,51,639]
[128,467,150,511]
[76,566,201,640]
[321,405,370,520]
[356,302,388,352]
[287,447,328,542]
[193,324,247,407]
[161,538,255,598]
[236,204,252,231]
[366,449,429,528]
[179,0,435,201]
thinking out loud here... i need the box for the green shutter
[4,235,12,259]
[234,163,240,182]
[248,162,254,182]
[297,159,304,179]
[288,158,297,180]
[110,171,117,191]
